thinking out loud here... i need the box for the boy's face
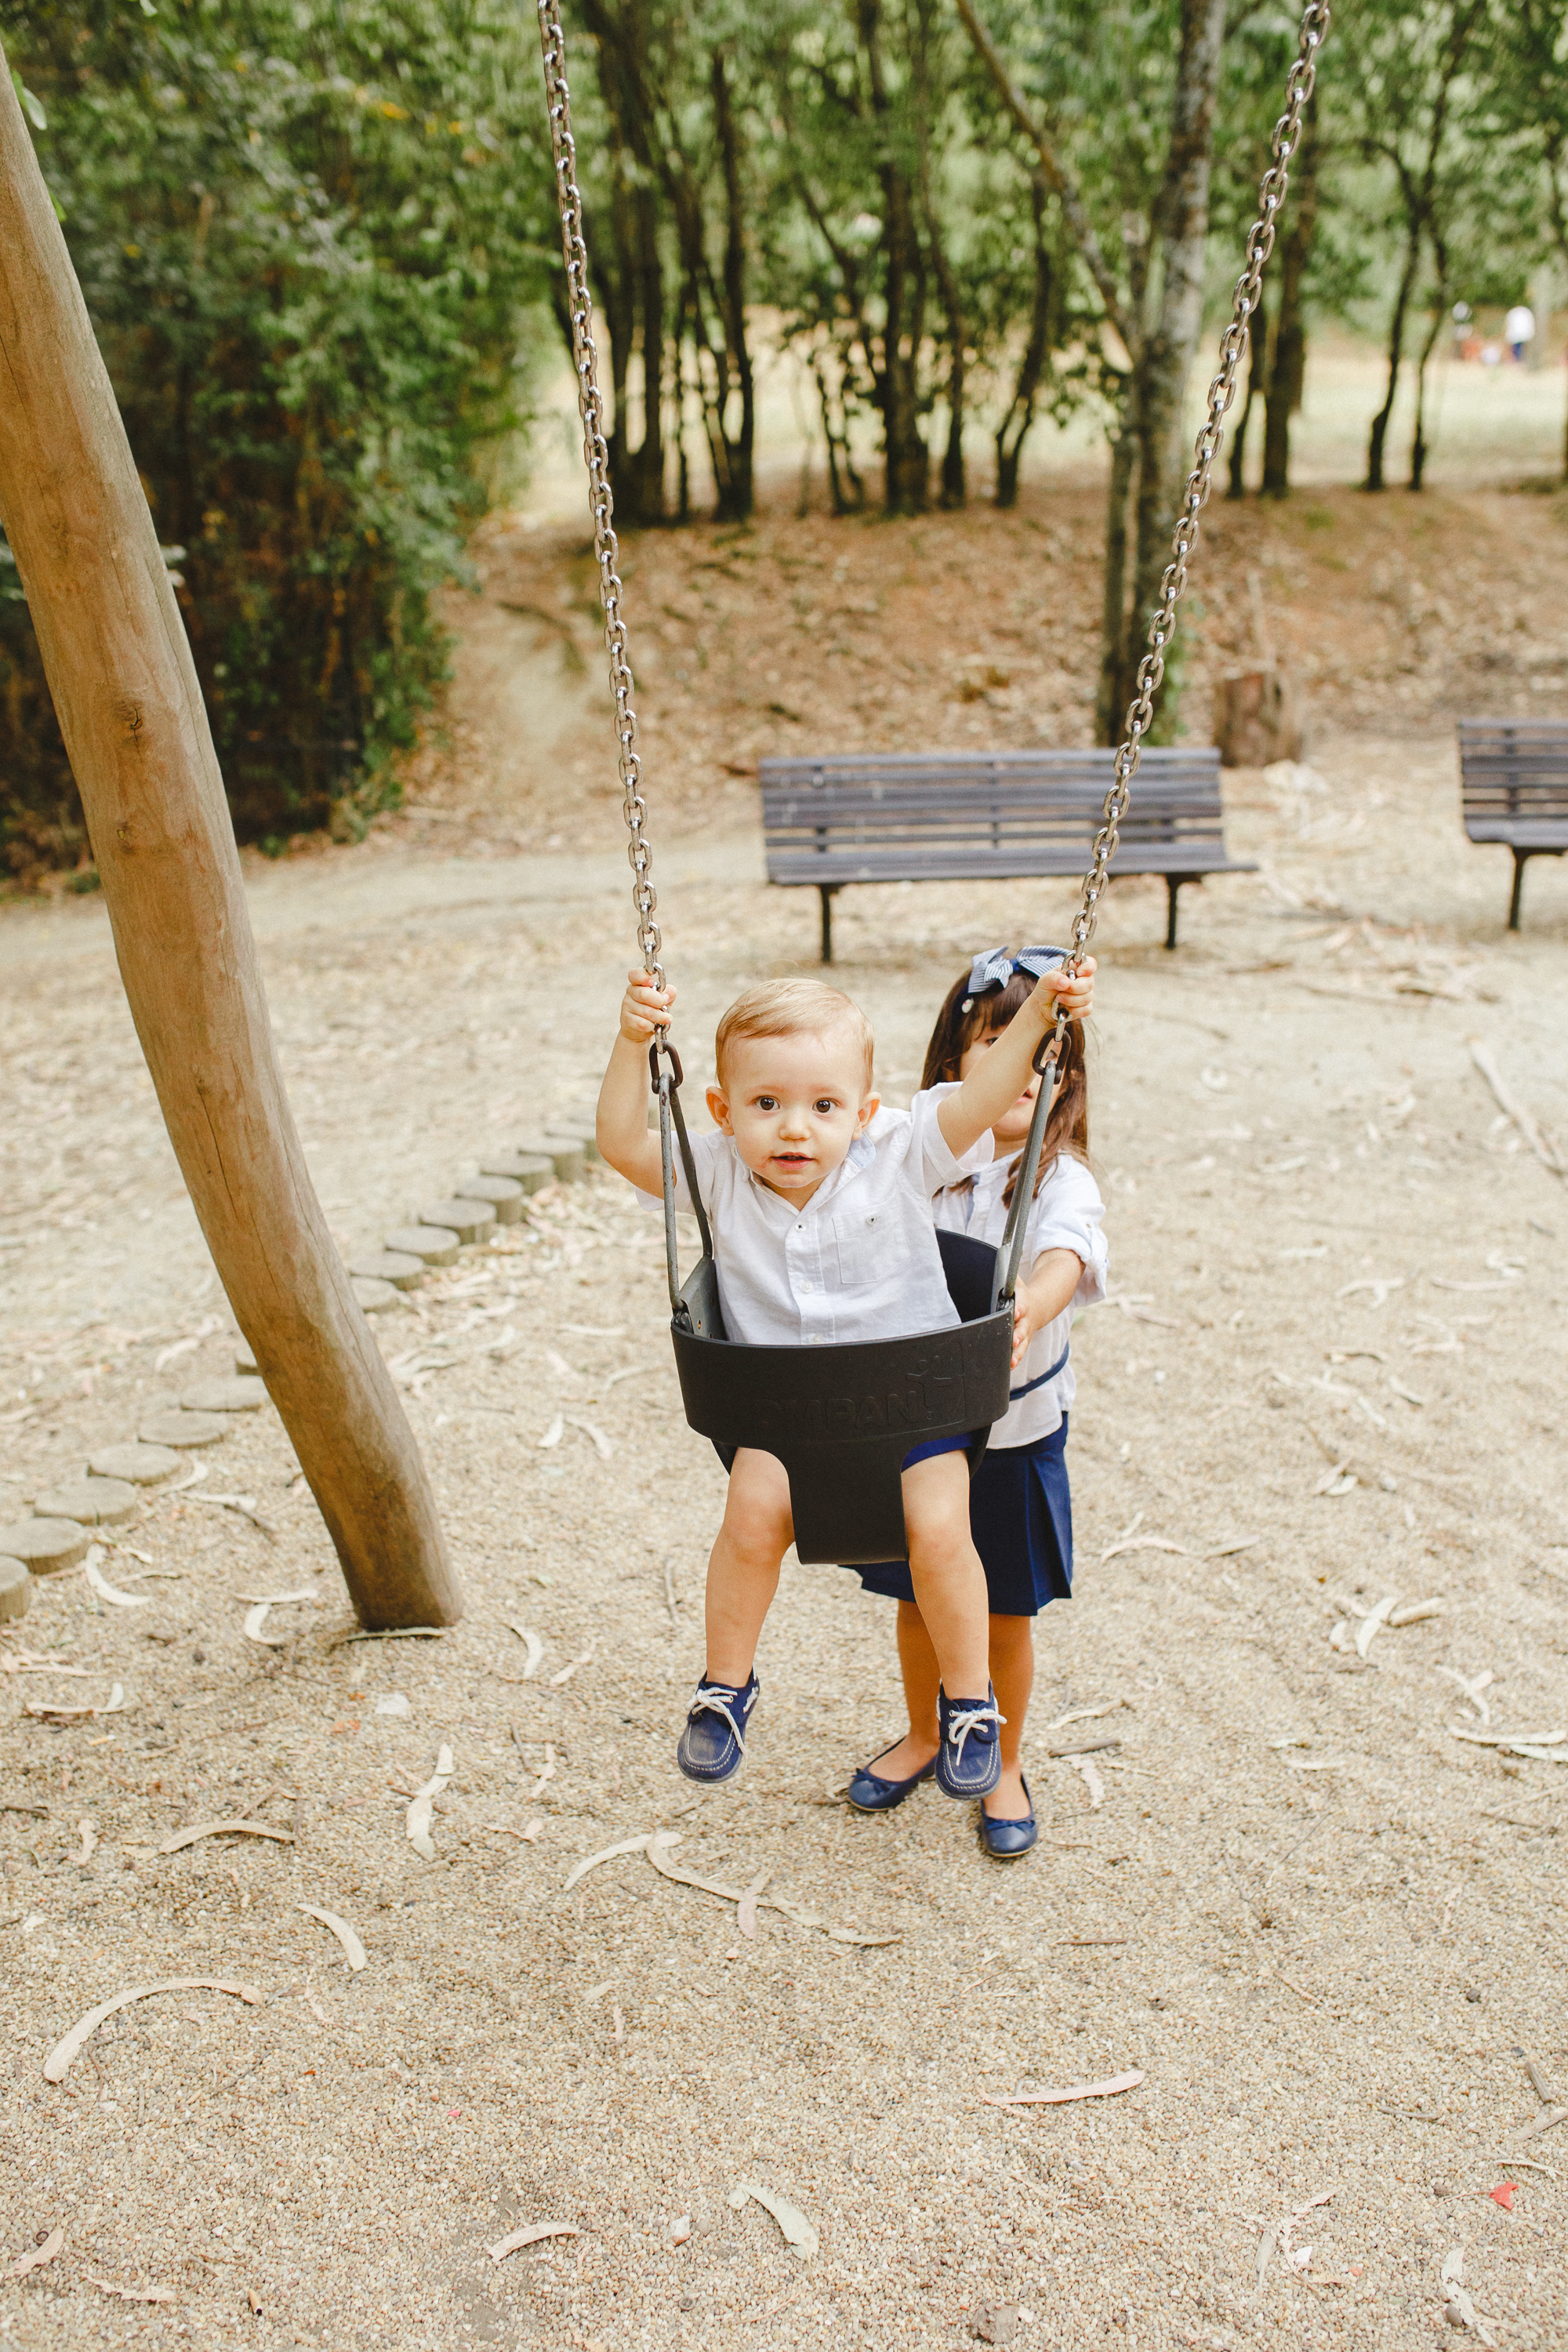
[707,1026,878,1205]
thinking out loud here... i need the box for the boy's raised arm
[935,958,1095,1161]
[596,968,673,1198]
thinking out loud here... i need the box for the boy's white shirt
[932,1151,1108,1446]
[638,1081,992,1347]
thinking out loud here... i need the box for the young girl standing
[846,947,1107,1860]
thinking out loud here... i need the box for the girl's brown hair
[920,966,1089,1208]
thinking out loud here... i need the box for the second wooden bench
[760,746,1256,960]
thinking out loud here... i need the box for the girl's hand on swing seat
[1011,1248,1088,1370]
[619,967,675,1044]
[1010,1290,1049,1370]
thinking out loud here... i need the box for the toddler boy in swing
[596,955,1094,1798]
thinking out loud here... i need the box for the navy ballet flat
[978,1774,1037,1861]
[847,1748,938,1813]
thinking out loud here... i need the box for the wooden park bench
[760,746,1256,961]
[1458,719,1568,930]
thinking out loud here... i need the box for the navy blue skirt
[851,1417,1073,1618]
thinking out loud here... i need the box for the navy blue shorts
[852,1417,1073,1618]
[713,1433,969,1476]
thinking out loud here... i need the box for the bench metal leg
[1164,876,1182,951]
[1508,851,1526,932]
[818,885,840,964]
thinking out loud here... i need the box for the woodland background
[2,0,1566,879]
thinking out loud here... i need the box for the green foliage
[1,0,551,879]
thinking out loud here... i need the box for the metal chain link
[1067,0,1331,977]
[536,0,663,993]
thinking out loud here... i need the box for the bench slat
[768,848,1258,882]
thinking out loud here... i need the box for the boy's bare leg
[901,1452,992,1698]
[702,1446,793,1686]
[877,1606,1033,1817]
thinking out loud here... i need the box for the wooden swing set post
[0,62,460,1630]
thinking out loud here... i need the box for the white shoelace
[691,1685,750,1755]
[945,1700,1005,1767]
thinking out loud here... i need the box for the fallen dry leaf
[24,1682,124,1723]
[737,1869,771,1941]
[548,1646,594,1688]
[406,1743,454,1860]
[9,2226,64,2279]
[507,1622,544,1679]
[728,2180,818,2260]
[487,2222,579,2264]
[981,2068,1146,2109]
[44,1979,263,2082]
[85,1550,150,1609]
[89,2278,174,2303]
[158,1818,292,1856]
[562,1832,655,1893]
[1066,1755,1105,1809]
[296,1902,366,1972]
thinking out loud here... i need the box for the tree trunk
[914,0,964,508]
[1095,421,1137,743]
[1408,261,1448,492]
[710,48,754,520]
[633,182,665,523]
[858,0,928,514]
[995,181,1053,508]
[925,218,966,508]
[1116,0,1228,723]
[1261,93,1317,497]
[1225,296,1265,502]
[0,62,459,1630]
[1365,224,1421,492]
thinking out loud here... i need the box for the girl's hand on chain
[619,968,674,1044]
[1032,954,1096,1025]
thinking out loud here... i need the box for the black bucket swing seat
[650,1031,1064,1566]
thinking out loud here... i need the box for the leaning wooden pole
[0,60,460,1630]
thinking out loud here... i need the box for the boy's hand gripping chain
[1036,0,1331,1089]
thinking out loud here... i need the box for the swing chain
[1063,0,1330,991]
[536,0,663,996]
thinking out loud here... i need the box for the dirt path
[2,492,1566,2350]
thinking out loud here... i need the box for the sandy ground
[2,486,1567,2352]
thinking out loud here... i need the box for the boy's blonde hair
[714,978,874,1089]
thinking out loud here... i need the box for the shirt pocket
[832,1208,912,1290]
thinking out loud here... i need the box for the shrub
[2,0,551,878]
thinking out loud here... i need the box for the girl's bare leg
[984,1613,1035,1819]
[873,1606,1035,1818]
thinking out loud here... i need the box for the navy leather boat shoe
[847,1749,938,1813]
[935,1683,1004,1799]
[979,1775,1037,1860]
[676,1671,759,1784]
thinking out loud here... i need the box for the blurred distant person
[1451,299,1472,358]
[1504,303,1535,363]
